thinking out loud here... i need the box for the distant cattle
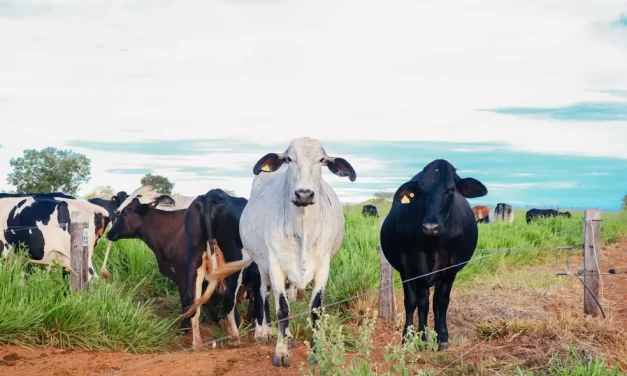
[472,205,490,223]
[100,186,196,278]
[0,195,110,280]
[380,159,487,351]
[87,191,129,224]
[235,137,356,367]
[106,193,260,335]
[182,189,263,349]
[525,208,571,224]
[489,203,514,224]
[362,204,379,217]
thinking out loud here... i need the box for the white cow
[100,185,195,278]
[0,196,109,281]
[488,202,515,224]
[239,137,356,367]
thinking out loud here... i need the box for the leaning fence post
[377,217,395,322]
[583,208,602,317]
[70,211,90,292]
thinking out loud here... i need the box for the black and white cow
[0,195,110,280]
[380,159,487,351]
[489,203,515,224]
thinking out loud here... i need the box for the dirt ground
[2,238,626,376]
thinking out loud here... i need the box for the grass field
[1,200,626,374]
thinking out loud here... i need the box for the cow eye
[285,156,292,163]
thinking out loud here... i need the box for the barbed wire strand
[107,224,583,375]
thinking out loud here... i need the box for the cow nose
[293,189,315,206]
[422,223,440,236]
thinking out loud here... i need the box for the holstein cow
[380,159,487,351]
[489,203,514,224]
[525,208,571,224]
[362,204,379,218]
[106,194,260,336]
[232,137,356,367]
[0,195,110,280]
[182,189,263,350]
[100,185,195,278]
[472,205,490,223]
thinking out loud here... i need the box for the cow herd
[0,137,571,367]
[469,203,571,225]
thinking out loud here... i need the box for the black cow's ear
[325,157,356,182]
[253,153,285,175]
[393,181,418,204]
[456,178,488,198]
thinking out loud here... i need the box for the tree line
[2,147,235,198]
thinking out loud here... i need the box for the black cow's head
[392,159,487,236]
[110,191,129,222]
[106,195,175,241]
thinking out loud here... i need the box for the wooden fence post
[70,211,90,292]
[583,208,602,317]
[377,217,395,322]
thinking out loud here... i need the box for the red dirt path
[2,238,626,376]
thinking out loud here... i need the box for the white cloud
[1,0,627,198]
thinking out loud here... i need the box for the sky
[1,0,626,210]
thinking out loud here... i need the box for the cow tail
[101,240,112,279]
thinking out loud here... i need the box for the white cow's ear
[325,157,356,182]
[253,153,285,175]
[155,195,176,206]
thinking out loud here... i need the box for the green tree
[373,191,393,200]
[140,173,174,195]
[6,147,91,195]
[83,185,116,200]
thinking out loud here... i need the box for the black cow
[525,208,572,224]
[0,192,76,199]
[87,191,129,224]
[182,188,263,351]
[380,159,487,351]
[362,204,379,217]
[105,194,260,335]
[0,195,110,280]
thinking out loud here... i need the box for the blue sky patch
[481,102,627,121]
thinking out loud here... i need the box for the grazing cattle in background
[182,189,263,350]
[380,159,487,351]
[100,186,195,278]
[87,191,129,224]
[489,203,514,224]
[0,195,110,280]
[106,194,260,335]
[525,208,572,224]
[362,204,379,217]
[472,205,490,223]
[206,137,356,367]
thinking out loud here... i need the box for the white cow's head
[115,185,176,216]
[252,137,356,207]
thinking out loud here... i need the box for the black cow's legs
[401,276,418,345]
[433,278,454,351]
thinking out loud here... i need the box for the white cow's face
[252,137,357,207]
[115,185,175,215]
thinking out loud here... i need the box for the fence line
[106,223,583,375]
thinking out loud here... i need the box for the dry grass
[340,254,627,375]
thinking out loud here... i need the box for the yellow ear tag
[400,195,410,204]
[261,165,271,172]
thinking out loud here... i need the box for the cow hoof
[228,338,243,348]
[287,337,297,349]
[438,342,449,351]
[273,354,290,367]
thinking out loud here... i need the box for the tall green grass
[0,247,177,352]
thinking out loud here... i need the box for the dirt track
[2,238,626,376]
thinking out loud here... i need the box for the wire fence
[104,222,602,375]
